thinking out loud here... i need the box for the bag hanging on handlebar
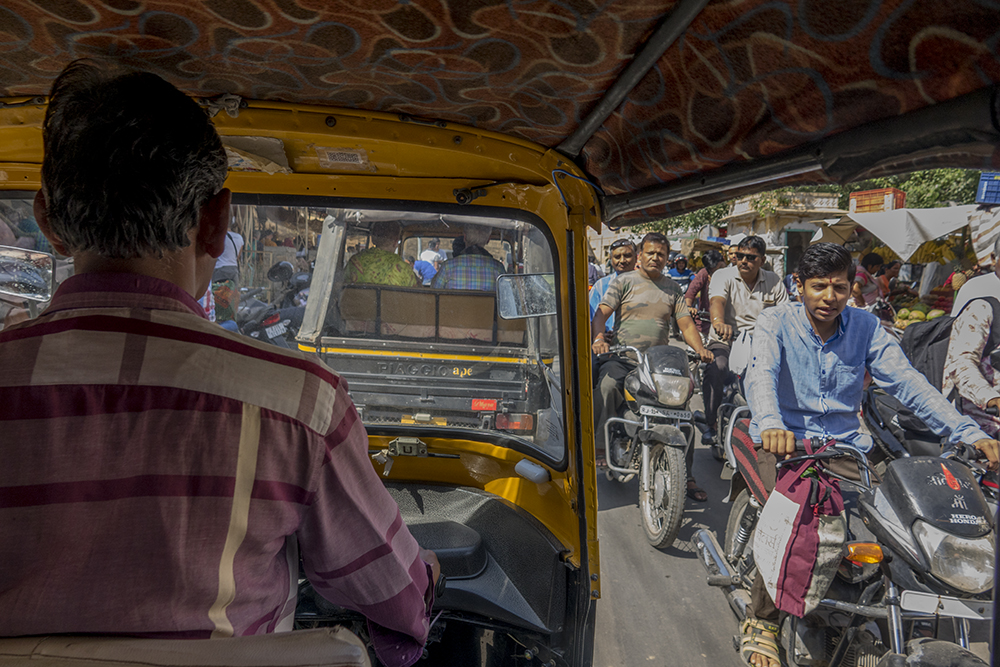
[753,439,846,617]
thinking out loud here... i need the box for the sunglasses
[734,252,761,262]
[610,239,633,250]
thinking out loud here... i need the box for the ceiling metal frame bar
[556,0,710,159]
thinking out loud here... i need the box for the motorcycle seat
[0,627,370,667]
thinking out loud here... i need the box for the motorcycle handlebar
[985,405,999,418]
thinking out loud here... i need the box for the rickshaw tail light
[845,542,883,564]
[496,413,533,431]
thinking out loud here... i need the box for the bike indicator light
[845,542,883,564]
[471,399,497,411]
[496,413,533,431]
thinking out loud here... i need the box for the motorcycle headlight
[912,520,995,594]
[652,373,691,407]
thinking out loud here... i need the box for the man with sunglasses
[589,238,637,337]
[702,236,788,446]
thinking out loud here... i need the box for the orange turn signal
[845,542,883,564]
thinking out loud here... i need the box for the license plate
[265,322,287,338]
[639,405,691,420]
[900,590,993,621]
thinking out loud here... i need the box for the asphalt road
[592,386,746,667]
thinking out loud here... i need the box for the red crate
[849,188,906,213]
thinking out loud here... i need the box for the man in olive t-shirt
[591,233,713,492]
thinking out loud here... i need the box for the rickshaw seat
[0,628,370,667]
[338,285,525,345]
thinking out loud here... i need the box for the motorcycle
[602,344,697,548]
[234,262,310,348]
[695,441,994,667]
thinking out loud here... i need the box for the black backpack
[899,296,1000,393]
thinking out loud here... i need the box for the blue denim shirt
[746,303,987,451]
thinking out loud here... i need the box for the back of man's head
[41,59,227,260]
[370,220,402,249]
[860,252,883,271]
[737,235,766,258]
[798,243,855,283]
[463,224,491,248]
[702,249,723,273]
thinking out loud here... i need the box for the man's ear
[33,190,70,256]
[196,188,232,259]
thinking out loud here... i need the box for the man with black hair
[589,237,636,335]
[0,60,437,665]
[591,232,713,497]
[701,235,788,446]
[685,249,724,337]
[738,242,998,667]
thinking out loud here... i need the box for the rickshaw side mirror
[496,273,556,319]
[0,245,55,303]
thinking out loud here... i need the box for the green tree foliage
[638,169,980,234]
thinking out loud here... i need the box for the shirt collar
[46,272,208,318]
[796,301,849,344]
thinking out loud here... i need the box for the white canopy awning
[810,206,976,262]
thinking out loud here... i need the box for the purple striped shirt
[0,273,430,666]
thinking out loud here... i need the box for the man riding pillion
[591,232,714,500]
[589,237,636,337]
[702,235,788,446]
[0,60,438,666]
[737,243,999,667]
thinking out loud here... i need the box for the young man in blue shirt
[738,243,998,667]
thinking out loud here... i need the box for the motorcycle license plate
[265,322,287,338]
[639,405,691,420]
[899,590,992,621]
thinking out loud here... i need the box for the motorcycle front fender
[637,424,686,448]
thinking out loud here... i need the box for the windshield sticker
[317,147,370,170]
[926,470,974,490]
[948,513,986,527]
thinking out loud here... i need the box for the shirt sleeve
[297,393,431,665]
[672,288,692,321]
[708,269,730,302]
[772,275,790,305]
[744,309,787,434]
[430,264,447,289]
[599,274,624,312]
[866,320,989,446]
[944,300,999,408]
[589,278,605,319]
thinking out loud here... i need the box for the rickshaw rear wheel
[638,443,686,549]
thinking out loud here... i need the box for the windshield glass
[234,203,566,463]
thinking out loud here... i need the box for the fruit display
[893,302,946,330]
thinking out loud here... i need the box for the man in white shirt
[419,238,446,267]
[702,235,788,444]
[212,228,244,283]
[951,237,1000,316]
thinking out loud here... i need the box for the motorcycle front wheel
[638,443,686,549]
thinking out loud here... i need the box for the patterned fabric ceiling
[2,0,999,220]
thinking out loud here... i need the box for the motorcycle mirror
[267,261,294,283]
[496,273,556,319]
[0,245,55,304]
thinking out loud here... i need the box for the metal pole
[556,0,710,158]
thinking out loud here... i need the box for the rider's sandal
[686,479,708,502]
[740,618,780,667]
